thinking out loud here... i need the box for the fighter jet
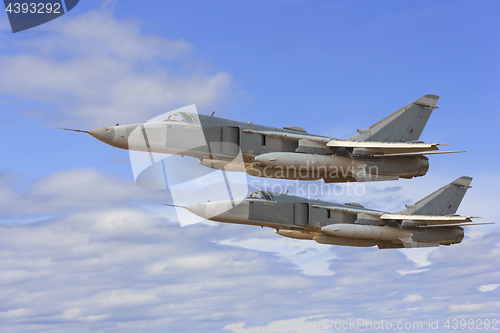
[178,177,492,249]
[62,94,463,183]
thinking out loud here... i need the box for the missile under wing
[178,177,492,249]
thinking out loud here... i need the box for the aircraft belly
[255,152,364,170]
[210,216,294,229]
[313,235,376,247]
[245,165,323,180]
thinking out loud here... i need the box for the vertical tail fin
[346,94,439,142]
[397,176,472,216]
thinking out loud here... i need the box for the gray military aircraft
[177,177,492,249]
[63,94,463,183]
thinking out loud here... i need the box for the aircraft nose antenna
[88,127,115,145]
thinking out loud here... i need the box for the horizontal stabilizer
[424,222,494,228]
[370,150,466,157]
[381,214,473,223]
[327,139,441,155]
[327,140,441,149]
[353,174,400,182]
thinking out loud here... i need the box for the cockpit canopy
[247,191,274,200]
[163,112,196,124]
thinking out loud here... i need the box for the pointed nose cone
[185,200,240,221]
[89,127,115,145]
[185,203,208,218]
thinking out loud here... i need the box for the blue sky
[0,1,499,332]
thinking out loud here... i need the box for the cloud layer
[1,168,499,332]
[0,5,234,128]
[1,3,498,333]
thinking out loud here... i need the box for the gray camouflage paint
[84,95,443,183]
[185,177,473,249]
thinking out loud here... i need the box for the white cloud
[403,294,423,303]
[0,2,498,332]
[217,237,337,276]
[0,168,167,218]
[0,5,235,128]
[1,169,500,331]
[399,247,435,267]
[448,303,486,313]
[224,315,332,333]
[478,284,500,292]
[397,268,429,276]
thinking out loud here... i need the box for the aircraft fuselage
[184,191,464,249]
[88,112,428,182]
